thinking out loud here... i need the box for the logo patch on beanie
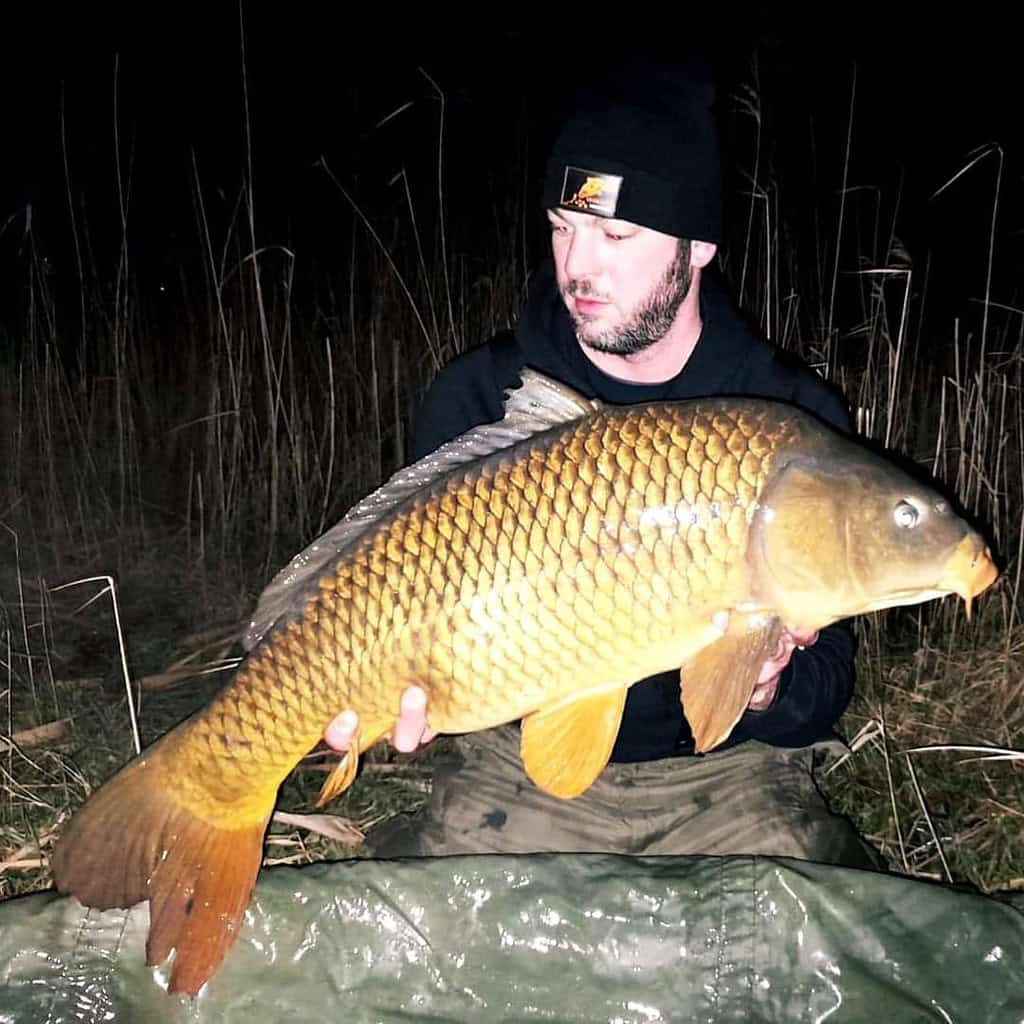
[559,166,622,217]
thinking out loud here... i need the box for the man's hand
[323,686,436,753]
[747,625,819,711]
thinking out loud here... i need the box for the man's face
[548,208,692,355]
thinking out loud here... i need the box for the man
[322,62,879,868]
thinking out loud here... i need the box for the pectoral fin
[521,687,628,799]
[681,616,782,754]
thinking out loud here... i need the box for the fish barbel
[50,370,998,995]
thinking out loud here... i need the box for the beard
[566,241,693,355]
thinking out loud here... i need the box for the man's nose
[564,231,599,280]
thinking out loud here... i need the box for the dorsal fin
[243,368,600,650]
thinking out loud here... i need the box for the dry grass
[822,623,1024,893]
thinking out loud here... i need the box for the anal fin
[521,688,627,799]
[681,616,782,753]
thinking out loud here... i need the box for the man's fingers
[323,709,358,752]
[757,656,786,685]
[747,676,780,710]
[391,686,430,752]
[323,688,434,755]
[785,625,820,648]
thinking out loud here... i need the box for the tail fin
[51,747,273,996]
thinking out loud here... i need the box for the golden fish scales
[170,402,787,816]
[51,374,996,996]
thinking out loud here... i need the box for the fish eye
[894,501,919,529]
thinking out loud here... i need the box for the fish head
[747,447,998,630]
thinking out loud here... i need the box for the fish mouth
[936,535,999,619]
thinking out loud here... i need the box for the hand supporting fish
[321,614,821,751]
[748,623,820,712]
[324,685,437,753]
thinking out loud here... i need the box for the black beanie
[542,62,723,245]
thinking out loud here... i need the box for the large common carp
[51,370,997,996]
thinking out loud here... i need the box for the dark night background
[2,6,1021,345]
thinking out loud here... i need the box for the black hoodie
[411,261,857,761]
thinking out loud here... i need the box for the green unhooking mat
[2,854,1023,1022]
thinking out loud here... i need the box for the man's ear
[689,240,718,269]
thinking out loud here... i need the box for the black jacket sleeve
[410,339,520,461]
[410,347,503,460]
